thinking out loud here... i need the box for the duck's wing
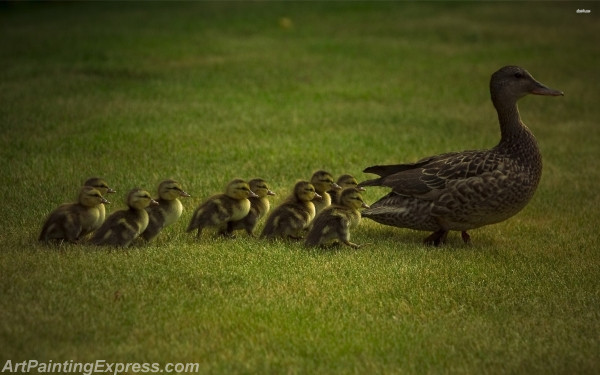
[360,150,500,198]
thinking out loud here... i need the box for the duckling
[141,179,190,242]
[305,188,370,249]
[39,186,109,243]
[186,179,258,238]
[328,174,366,204]
[90,188,158,247]
[260,181,321,240]
[84,177,116,230]
[310,170,341,215]
[226,178,275,237]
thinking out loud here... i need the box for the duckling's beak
[150,199,159,206]
[107,188,117,194]
[179,190,191,198]
[530,81,563,96]
[361,202,370,209]
[249,190,259,198]
[314,192,323,200]
[357,186,366,192]
[332,183,342,190]
[267,190,276,196]
[102,198,110,204]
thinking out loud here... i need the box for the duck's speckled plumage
[305,188,369,248]
[141,179,190,242]
[260,181,320,240]
[39,186,109,243]
[359,66,563,245]
[90,188,158,247]
[227,178,275,236]
[186,179,257,238]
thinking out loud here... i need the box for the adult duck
[359,66,563,245]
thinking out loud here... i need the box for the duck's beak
[150,199,159,206]
[249,190,259,198]
[179,190,191,198]
[267,190,276,196]
[531,81,563,96]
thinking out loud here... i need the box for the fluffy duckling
[141,179,190,242]
[260,181,321,240]
[39,186,109,243]
[90,188,158,247]
[328,174,366,204]
[227,178,275,237]
[305,188,369,249]
[186,179,258,238]
[310,170,341,215]
[84,177,116,230]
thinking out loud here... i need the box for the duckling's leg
[461,231,471,244]
[341,240,361,249]
[423,230,448,247]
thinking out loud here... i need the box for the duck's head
[84,177,116,196]
[293,181,322,202]
[248,178,276,198]
[339,188,370,210]
[336,174,366,192]
[158,179,191,200]
[490,66,563,104]
[126,188,159,210]
[78,186,110,207]
[310,170,341,193]
[225,179,259,200]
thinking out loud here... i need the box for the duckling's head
[310,170,341,193]
[336,174,366,192]
[339,188,370,210]
[84,177,116,196]
[158,179,191,200]
[225,179,259,200]
[293,181,321,202]
[490,66,563,105]
[78,186,110,207]
[248,178,276,198]
[126,188,159,210]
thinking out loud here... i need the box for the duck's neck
[494,96,537,147]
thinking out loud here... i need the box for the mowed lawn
[1,1,599,374]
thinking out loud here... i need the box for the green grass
[1,1,599,373]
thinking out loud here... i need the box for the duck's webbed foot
[423,230,448,247]
[461,231,471,244]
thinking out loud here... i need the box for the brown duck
[359,66,563,245]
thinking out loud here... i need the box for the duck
[328,174,366,204]
[305,188,370,249]
[186,179,258,238]
[90,188,158,247]
[39,186,109,243]
[310,170,341,215]
[359,66,563,246]
[84,177,116,230]
[226,178,275,237]
[141,179,191,242]
[260,181,321,240]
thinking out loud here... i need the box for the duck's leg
[461,231,471,244]
[423,230,448,246]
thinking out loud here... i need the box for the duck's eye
[514,72,523,79]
